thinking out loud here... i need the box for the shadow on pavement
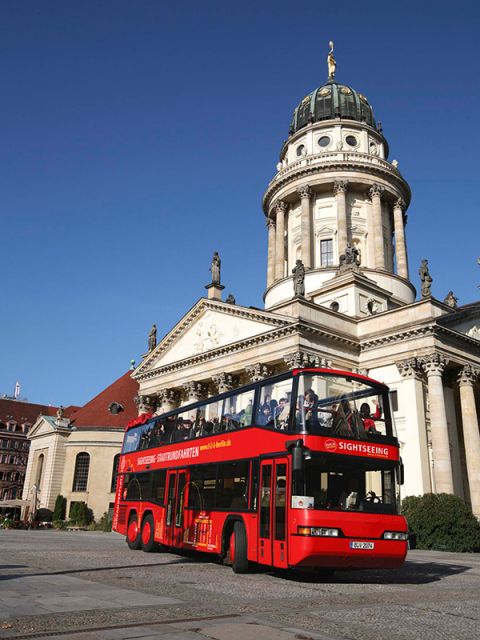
[277,560,471,585]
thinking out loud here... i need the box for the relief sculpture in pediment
[193,321,222,354]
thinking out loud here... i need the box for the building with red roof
[22,371,139,520]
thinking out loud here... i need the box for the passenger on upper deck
[360,401,382,433]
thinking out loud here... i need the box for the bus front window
[299,455,399,515]
[296,373,393,439]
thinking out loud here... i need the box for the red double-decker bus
[113,368,408,573]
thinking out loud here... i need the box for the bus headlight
[298,526,339,537]
[383,531,408,541]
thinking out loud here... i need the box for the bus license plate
[350,541,375,550]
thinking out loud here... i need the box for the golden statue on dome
[327,40,336,80]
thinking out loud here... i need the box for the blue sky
[1,1,479,406]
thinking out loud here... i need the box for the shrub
[53,519,66,530]
[68,501,94,527]
[53,495,66,521]
[402,493,480,552]
[99,511,112,532]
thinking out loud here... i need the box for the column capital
[212,372,237,394]
[396,357,423,380]
[368,183,384,199]
[421,353,449,376]
[135,394,155,415]
[274,200,288,214]
[457,364,480,386]
[245,363,271,382]
[393,197,406,211]
[182,381,208,403]
[296,184,312,200]
[266,217,276,229]
[333,180,348,195]
[283,351,331,370]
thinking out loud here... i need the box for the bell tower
[262,44,414,317]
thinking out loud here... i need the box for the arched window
[72,453,90,492]
[110,454,120,493]
[35,453,45,487]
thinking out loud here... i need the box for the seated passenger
[360,401,382,433]
[275,398,290,429]
[258,405,273,426]
[304,389,320,431]
[331,398,353,436]
[240,400,253,426]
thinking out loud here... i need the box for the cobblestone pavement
[0,530,479,640]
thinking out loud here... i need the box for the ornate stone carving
[296,184,312,200]
[210,251,221,285]
[396,358,422,380]
[368,183,384,199]
[284,351,331,370]
[352,367,368,377]
[135,394,154,414]
[245,363,271,382]
[333,180,348,195]
[443,291,458,309]
[193,321,221,354]
[394,198,405,211]
[420,353,449,377]
[182,381,208,403]
[266,217,276,229]
[225,293,236,305]
[274,200,287,215]
[212,372,237,394]
[457,365,480,386]
[292,259,305,297]
[157,389,180,406]
[339,242,361,271]
[419,259,432,298]
[467,325,480,340]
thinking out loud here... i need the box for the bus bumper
[289,536,407,569]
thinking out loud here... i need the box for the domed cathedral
[133,45,480,514]
[263,42,412,314]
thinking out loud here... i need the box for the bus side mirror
[286,439,306,472]
[399,459,404,485]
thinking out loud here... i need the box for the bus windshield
[297,372,393,438]
[295,454,400,515]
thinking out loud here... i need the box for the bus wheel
[231,521,249,574]
[127,514,141,550]
[141,514,158,553]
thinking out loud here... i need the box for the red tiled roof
[0,399,71,425]
[70,371,138,428]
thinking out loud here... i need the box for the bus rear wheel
[141,514,158,553]
[230,521,249,574]
[127,514,141,550]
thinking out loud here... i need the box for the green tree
[402,493,480,552]
[53,495,66,521]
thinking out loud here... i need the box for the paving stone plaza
[0,530,479,640]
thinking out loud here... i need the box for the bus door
[258,458,289,568]
[164,469,188,548]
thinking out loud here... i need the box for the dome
[289,80,375,135]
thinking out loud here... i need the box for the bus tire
[126,514,141,550]
[141,514,158,553]
[231,521,249,574]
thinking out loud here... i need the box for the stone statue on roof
[327,41,336,80]
[443,291,458,309]
[292,259,305,297]
[419,259,432,298]
[148,324,157,352]
[210,251,221,285]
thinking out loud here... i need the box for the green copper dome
[289,80,375,135]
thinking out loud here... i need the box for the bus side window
[250,460,259,510]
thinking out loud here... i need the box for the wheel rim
[229,531,236,564]
[127,519,138,542]
[142,520,151,546]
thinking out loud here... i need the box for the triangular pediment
[28,415,64,439]
[135,298,291,374]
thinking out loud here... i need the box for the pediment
[438,302,480,344]
[28,416,57,439]
[135,299,290,374]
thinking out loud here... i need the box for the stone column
[393,198,409,279]
[369,184,385,270]
[274,201,287,281]
[421,354,454,494]
[297,185,312,269]
[458,365,480,516]
[334,180,348,258]
[266,218,276,288]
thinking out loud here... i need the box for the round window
[296,144,306,157]
[330,301,340,312]
[318,136,330,148]
[346,135,358,147]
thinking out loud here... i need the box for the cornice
[134,298,290,377]
[360,322,480,353]
[262,160,410,214]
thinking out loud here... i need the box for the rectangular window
[124,472,151,501]
[151,469,167,503]
[222,389,255,430]
[275,464,287,541]
[216,461,249,509]
[260,464,272,538]
[188,464,217,509]
[390,390,398,412]
[320,239,334,266]
[257,378,293,429]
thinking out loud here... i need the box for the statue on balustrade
[148,324,157,352]
[338,242,361,273]
[443,291,458,309]
[292,260,305,297]
[210,251,221,285]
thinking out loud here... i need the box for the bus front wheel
[141,514,158,553]
[127,514,141,550]
[230,521,249,574]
